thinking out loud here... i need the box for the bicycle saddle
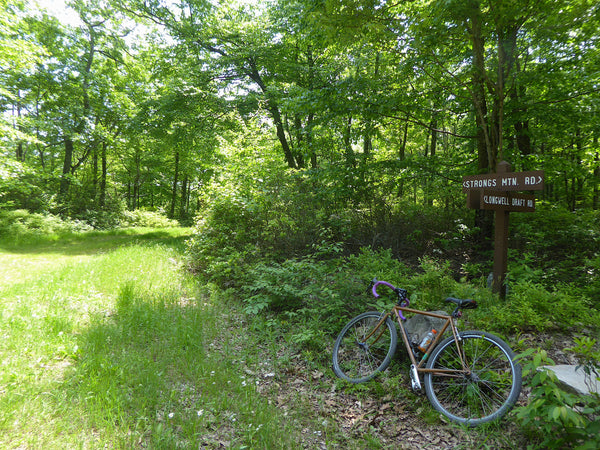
[445,297,478,309]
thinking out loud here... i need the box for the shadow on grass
[57,280,211,447]
[0,227,193,256]
[57,280,293,448]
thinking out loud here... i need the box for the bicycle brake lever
[395,288,408,305]
[366,278,377,294]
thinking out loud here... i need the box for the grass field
[0,228,302,449]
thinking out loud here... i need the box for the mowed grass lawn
[0,229,299,449]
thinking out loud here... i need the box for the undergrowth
[515,341,600,449]
[0,209,179,246]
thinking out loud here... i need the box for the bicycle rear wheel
[423,331,522,426]
[332,312,397,383]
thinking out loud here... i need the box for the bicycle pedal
[410,364,421,390]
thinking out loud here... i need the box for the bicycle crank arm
[410,364,422,390]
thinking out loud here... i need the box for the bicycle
[331,278,522,426]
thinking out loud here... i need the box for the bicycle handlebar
[370,278,409,320]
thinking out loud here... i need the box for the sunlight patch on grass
[0,229,298,449]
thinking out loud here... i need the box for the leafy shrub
[469,280,599,333]
[0,208,178,243]
[119,209,179,228]
[0,209,92,240]
[581,255,600,309]
[511,206,600,288]
[515,346,600,449]
[71,195,126,229]
[0,157,51,212]
[241,259,318,314]
[237,247,412,346]
[185,158,469,287]
[404,258,457,310]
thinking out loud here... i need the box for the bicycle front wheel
[332,312,397,383]
[424,331,522,426]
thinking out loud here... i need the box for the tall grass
[0,229,297,448]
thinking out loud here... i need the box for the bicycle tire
[423,330,522,426]
[332,311,397,383]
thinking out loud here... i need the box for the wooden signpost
[463,161,544,297]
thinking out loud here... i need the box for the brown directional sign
[462,170,544,192]
[462,162,544,298]
[480,191,535,212]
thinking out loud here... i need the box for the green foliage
[238,247,411,348]
[0,209,179,244]
[470,280,599,334]
[0,209,92,241]
[0,157,51,211]
[119,209,180,228]
[188,165,599,340]
[511,206,600,289]
[405,258,457,310]
[582,255,600,306]
[569,337,600,397]
[515,347,600,449]
[71,197,127,229]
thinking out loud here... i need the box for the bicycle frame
[392,306,467,376]
[367,279,469,380]
[361,307,469,390]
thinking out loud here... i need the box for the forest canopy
[1,0,599,258]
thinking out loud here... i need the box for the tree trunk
[467,10,492,172]
[363,125,373,156]
[594,133,599,210]
[247,62,297,169]
[92,145,98,200]
[14,91,25,162]
[16,142,24,162]
[269,103,297,169]
[466,7,494,246]
[170,150,179,218]
[307,112,316,168]
[59,137,74,200]
[511,76,532,159]
[344,115,355,167]
[429,118,437,157]
[99,142,107,207]
[306,46,317,168]
[426,118,437,206]
[398,120,408,198]
[180,175,188,220]
[134,153,141,210]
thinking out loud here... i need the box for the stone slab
[540,364,600,396]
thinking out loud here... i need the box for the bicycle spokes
[332,312,397,383]
[424,332,521,425]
